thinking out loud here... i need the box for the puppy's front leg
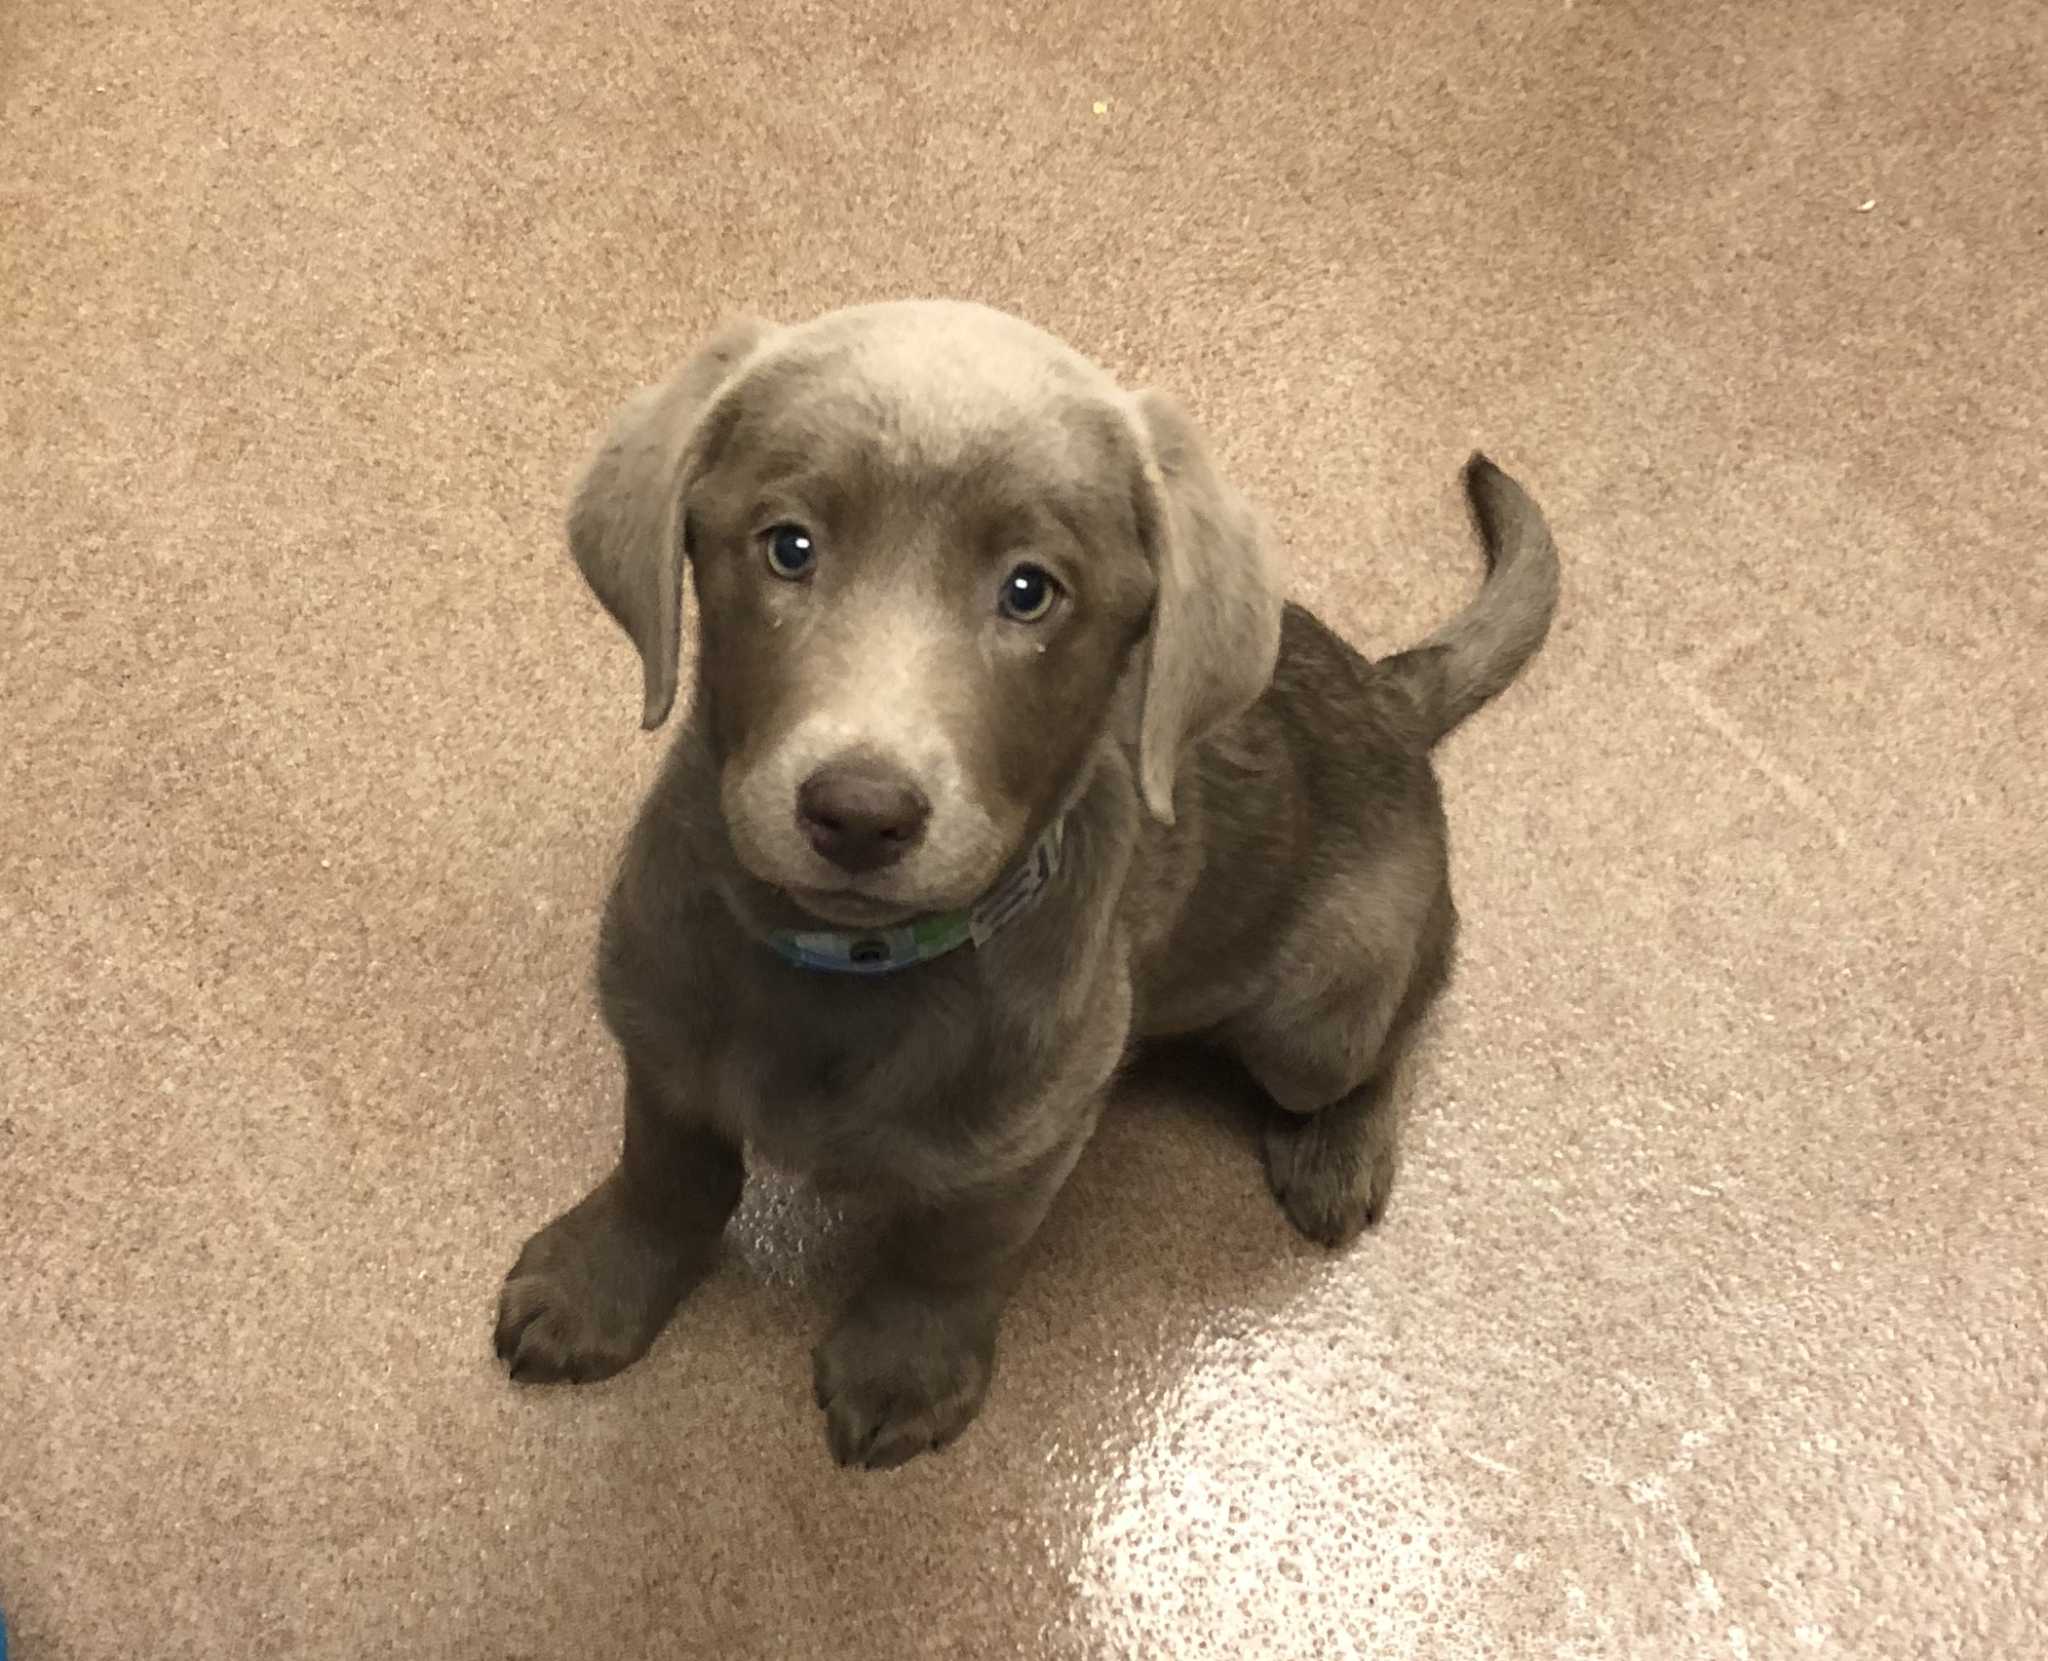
[495,1059,741,1383]
[811,1130,1087,1470]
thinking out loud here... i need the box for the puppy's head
[568,301,1283,926]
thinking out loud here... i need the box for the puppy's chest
[710,973,996,1176]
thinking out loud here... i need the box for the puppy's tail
[1381,454,1560,747]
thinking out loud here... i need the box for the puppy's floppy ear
[568,318,780,728]
[1125,389,1286,822]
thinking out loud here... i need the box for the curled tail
[1382,453,1560,746]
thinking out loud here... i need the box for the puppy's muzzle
[796,756,931,874]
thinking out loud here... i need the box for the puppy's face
[569,301,1284,924]
[683,324,1157,924]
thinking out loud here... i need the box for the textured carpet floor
[3,1,2043,1657]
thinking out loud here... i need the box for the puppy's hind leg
[1235,891,1455,1248]
[1229,990,1407,1247]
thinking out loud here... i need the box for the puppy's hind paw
[1262,1101,1396,1249]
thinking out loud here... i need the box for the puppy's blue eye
[998,563,1061,623]
[763,524,816,580]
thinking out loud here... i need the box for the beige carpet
[4,1,2043,1656]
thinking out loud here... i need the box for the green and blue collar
[765,818,1067,975]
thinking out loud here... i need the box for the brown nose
[796,759,930,874]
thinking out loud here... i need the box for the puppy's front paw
[494,1181,707,1384]
[1263,1098,1397,1248]
[811,1283,998,1470]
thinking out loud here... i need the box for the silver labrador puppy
[496,300,1559,1468]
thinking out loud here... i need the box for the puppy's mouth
[783,884,927,929]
